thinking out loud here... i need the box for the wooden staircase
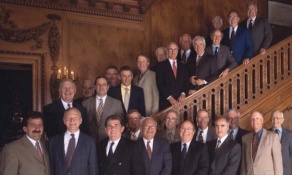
[153,35,292,131]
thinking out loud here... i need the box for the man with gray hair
[241,111,283,175]
[269,109,292,175]
[227,109,248,145]
[187,36,218,94]
[177,34,196,64]
[156,109,180,143]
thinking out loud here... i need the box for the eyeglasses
[144,125,157,129]
[272,117,283,120]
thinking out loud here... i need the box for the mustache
[32,130,41,134]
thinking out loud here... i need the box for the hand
[196,79,205,85]
[189,89,197,95]
[177,94,185,103]
[190,76,197,85]
[168,96,179,107]
[260,48,266,55]
[243,58,250,65]
[219,69,229,78]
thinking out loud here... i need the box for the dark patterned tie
[67,103,71,109]
[214,47,218,56]
[252,133,258,162]
[248,19,253,30]
[180,143,187,170]
[229,130,234,140]
[275,129,279,135]
[198,131,204,142]
[230,28,236,47]
[196,56,202,66]
[65,134,75,169]
[147,141,152,160]
[215,139,221,150]
[36,141,44,163]
[96,98,103,126]
[181,51,187,63]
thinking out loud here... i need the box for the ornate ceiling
[0,0,155,21]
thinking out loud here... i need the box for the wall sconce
[50,66,79,102]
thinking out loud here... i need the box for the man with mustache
[1,111,50,175]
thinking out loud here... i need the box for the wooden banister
[153,35,292,129]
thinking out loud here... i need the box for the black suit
[176,49,196,65]
[156,59,189,110]
[233,127,249,146]
[171,141,209,175]
[108,84,146,117]
[97,137,134,175]
[131,137,172,175]
[194,127,217,143]
[49,132,98,175]
[43,99,89,138]
[186,53,218,90]
[207,137,241,175]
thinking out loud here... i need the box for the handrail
[153,35,292,127]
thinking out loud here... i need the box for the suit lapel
[255,129,267,161]
[281,128,287,144]
[22,136,45,164]
[165,59,176,80]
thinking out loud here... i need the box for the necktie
[132,133,137,141]
[248,19,253,30]
[181,51,187,63]
[108,142,115,159]
[230,130,234,140]
[215,139,221,150]
[124,87,130,112]
[198,131,204,143]
[167,132,173,143]
[36,141,44,163]
[96,98,103,126]
[65,134,75,169]
[196,56,202,66]
[275,129,279,135]
[138,73,143,83]
[67,103,71,109]
[172,61,177,78]
[252,133,258,162]
[180,143,187,170]
[214,47,218,56]
[146,141,152,160]
[230,28,235,47]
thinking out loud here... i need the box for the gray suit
[240,17,273,55]
[82,95,124,141]
[205,44,238,73]
[133,69,159,116]
[0,136,50,175]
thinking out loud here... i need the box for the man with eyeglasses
[97,115,135,175]
[269,109,292,175]
[156,109,181,143]
[132,117,172,175]
[227,109,248,145]
[240,2,273,56]
[123,109,143,141]
[222,10,254,65]
[156,42,189,110]
[170,120,209,175]
[82,76,123,141]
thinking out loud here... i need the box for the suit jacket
[171,140,209,175]
[194,127,217,143]
[234,127,249,146]
[156,128,180,143]
[269,127,292,175]
[122,130,143,140]
[97,137,135,175]
[82,96,124,141]
[133,69,159,116]
[176,49,197,65]
[222,26,254,64]
[131,137,172,175]
[241,129,283,175]
[156,59,189,110]
[49,132,98,175]
[43,99,89,138]
[108,84,146,117]
[240,17,273,55]
[207,137,241,175]
[186,53,218,90]
[205,44,238,73]
[0,136,50,175]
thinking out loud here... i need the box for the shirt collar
[121,84,131,90]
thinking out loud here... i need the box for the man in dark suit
[108,65,146,116]
[105,66,120,88]
[206,29,238,78]
[82,76,124,141]
[187,36,218,94]
[240,2,273,55]
[222,10,254,65]
[97,115,135,175]
[171,120,209,175]
[131,117,172,175]
[43,78,89,139]
[73,79,94,105]
[270,109,292,175]
[1,111,50,175]
[227,109,249,145]
[123,109,143,141]
[194,109,217,143]
[156,42,189,110]
[176,34,196,64]
[49,108,98,175]
[208,117,241,175]
[156,109,181,143]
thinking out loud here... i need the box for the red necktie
[36,141,44,163]
[172,61,177,78]
[147,141,152,160]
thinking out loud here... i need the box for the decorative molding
[0,0,144,21]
